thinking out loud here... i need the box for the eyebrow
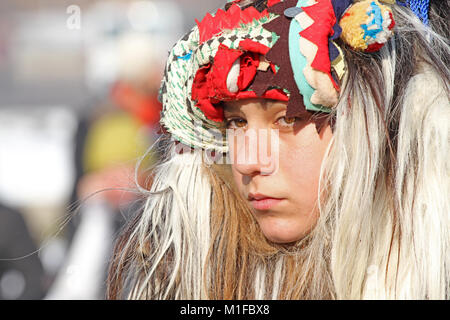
[223,103,241,114]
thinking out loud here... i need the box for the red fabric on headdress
[239,38,271,55]
[268,0,282,7]
[262,88,289,101]
[196,4,269,43]
[191,44,245,122]
[237,39,271,90]
[209,44,245,100]
[300,0,338,89]
[191,63,224,121]
[238,52,260,90]
[195,99,224,122]
[191,40,289,122]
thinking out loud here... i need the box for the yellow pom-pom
[340,1,370,51]
[339,0,394,52]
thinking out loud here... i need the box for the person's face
[224,99,333,244]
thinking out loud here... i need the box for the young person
[107,0,449,299]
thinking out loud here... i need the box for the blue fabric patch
[284,7,303,18]
[177,50,193,61]
[405,0,430,26]
[289,0,331,113]
[361,2,384,40]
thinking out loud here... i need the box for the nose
[228,128,278,178]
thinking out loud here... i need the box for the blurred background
[0,0,224,299]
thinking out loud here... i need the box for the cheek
[231,165,240,186]
[281,147,321,202]
[280,125,332,202]
[260,125,331,243]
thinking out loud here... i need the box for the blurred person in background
[0,0,215,300]
[0,203,47,299]
[45,31,162,299]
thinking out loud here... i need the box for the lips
[247,192,284,210]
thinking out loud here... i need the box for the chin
[254,214,317,244]
[263,233,304,244]
[259,223,308,244]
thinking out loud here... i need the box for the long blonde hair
[106,3,449,299]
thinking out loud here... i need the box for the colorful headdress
[158,0,398,152]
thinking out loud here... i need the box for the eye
[225,117,247,129]
[276,116,300,128]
